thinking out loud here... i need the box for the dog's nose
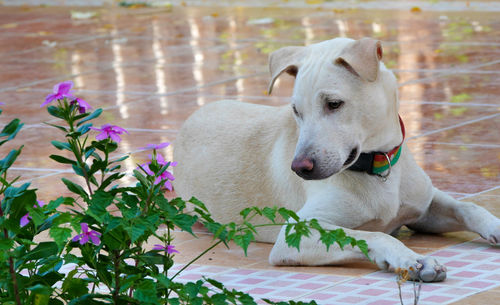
[291,157,314,175]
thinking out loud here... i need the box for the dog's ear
[336,38,382,82]
[268,46,305,94]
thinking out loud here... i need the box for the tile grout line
[406,113,500,141]
[421,141,500,149]
[398,58,500,87]
[457,185,500,200]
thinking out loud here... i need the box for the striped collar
[348,116,405,179]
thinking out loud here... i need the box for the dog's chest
[334,173,412,232]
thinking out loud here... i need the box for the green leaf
[77,108,102,126]
[355,239,370,258]
[62,276,89,299]
[98,172,125,190]
[0,238,14,250]
[134,279,158,303]
[77,123,92,135]
[109,155,128,164]
[278,207,300,222]
[50,154,77,165]
[47,197,74,210]
[25,242,58,261]
[44,122,68,133]
[233,230,254,256]
[0,146,23,174]
[188,197,209,212]
[47,105,65,119]
[133,169,150,186]
[262,206,277,223]
[172,214,197,235]
[0,118,23,145]
[127,221,149,243]
[50,227,73,248]
[51,140,72,151]
[61,178,88,199]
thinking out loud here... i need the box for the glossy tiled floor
[1,1,500,304]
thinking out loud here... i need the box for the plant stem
[74,138,94,196]
[0,205,21,305]
[170,240,223,281]
[112,250,121,304]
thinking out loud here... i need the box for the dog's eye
[292,105,299,117]
[325,100,344,112]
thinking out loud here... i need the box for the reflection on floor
[1,1,499,304]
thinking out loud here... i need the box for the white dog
[173,37,500,282]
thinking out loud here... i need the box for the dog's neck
[348,116,405,176]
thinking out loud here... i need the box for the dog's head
[268,37,401,180]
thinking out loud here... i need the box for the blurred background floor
[1,1,499,304]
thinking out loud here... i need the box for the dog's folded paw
[408,257,447,282]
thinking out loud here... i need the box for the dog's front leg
[408,187,500,244]
[269,221,446,282]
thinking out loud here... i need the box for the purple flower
[42,81,75,107]
[153,244,179,254]
[90,124,128,143]
[137,153,176,190]
[140,142,170,151]
[20,200,46,227]
[72,223,101,246]
[0,102,4,105]
[20,214,31,227]
[71,97,91,114]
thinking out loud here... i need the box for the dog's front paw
[479,218,500,245]
[407,257,447,282]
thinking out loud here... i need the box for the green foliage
[0,96,369,305]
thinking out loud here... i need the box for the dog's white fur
[173,37,500,282]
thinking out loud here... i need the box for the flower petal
[164,171,175,181]
[72,234,82,242]
[20,213,30,227]
[56,81,74,94]
[109,133,121,143]
[89,232,101,245]
[166,245,179,254]
[80,234,89,245]
[153,244,166,251]
[163,180,173,191]
[156,153,166,164]
[113,126,129,134]
[95,132,108,141]
[81,222,89,233]
[42,93,58,107]
[36,200,46,208]
[76,98,91,111]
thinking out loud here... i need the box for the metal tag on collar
[375,153,391,181]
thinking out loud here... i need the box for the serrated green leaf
[233,231,254,256]
[172,214,197,235]
[262,206,277,223]
[50,227,73,248]
[134,279,158,303]
[188,197,209,213]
